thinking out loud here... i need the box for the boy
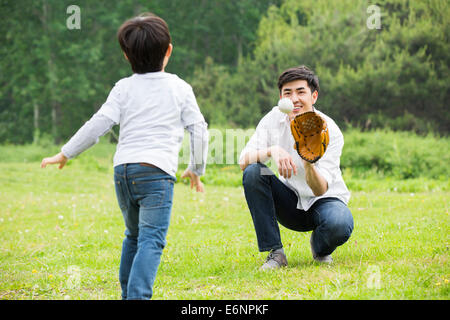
[239,66,353,269]
[41,13,209,299]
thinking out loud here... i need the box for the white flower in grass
[66,265,81,289]
[366,265,381,289]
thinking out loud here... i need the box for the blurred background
[0,0,448,145]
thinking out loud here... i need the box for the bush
[341,129,450,180]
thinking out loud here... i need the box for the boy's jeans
[114,163,175,300]
[242,163,354,256]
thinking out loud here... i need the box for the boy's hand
[181,168,204,193]
[41,152,68,170]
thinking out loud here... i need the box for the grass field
[0,137,449,300]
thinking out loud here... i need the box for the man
[239,66,353,269]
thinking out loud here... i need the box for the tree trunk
[33,102,39,143]
[42,0,60,143]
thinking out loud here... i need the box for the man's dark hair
[277,65,320,94]
[117,13,171,73]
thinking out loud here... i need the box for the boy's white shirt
[63,72,207,177]
[239,106,350,211]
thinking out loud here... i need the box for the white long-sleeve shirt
[62,72,208,177]
[239,106,350,211]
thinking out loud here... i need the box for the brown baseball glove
[290,111,329,163]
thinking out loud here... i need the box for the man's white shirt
[239,106,350,211]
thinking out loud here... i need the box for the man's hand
[41,152,68,169]
[181,168,204,192]
[270,146,297,179]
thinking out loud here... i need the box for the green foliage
[341,129,450,180]
[189,58,233,126]
[2,0,448,144]
[0,0,281,144]
[190,0,449,133]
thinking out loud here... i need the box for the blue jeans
[243,163,353,256]
[114,163,176,300]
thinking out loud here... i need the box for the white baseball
[277,98,294,114]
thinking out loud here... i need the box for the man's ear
[312,90,318,104]
[123,52,129,61]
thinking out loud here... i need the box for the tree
[0,0,282,143]
[191,0,449,133]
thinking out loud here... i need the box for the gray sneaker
[260,249,288,270]
[310,233,333,264]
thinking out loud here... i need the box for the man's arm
[303,118,344,197]
[303,161,328,196]
[239,148,271,171]
[240,146,327,195]
[239,146,298,179]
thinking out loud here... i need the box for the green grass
[0,156,449,299]
[0,132,449,299]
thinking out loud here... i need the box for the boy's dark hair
[117,13,171,73]
[278,65,320,94]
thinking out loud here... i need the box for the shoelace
[265,251,278,262]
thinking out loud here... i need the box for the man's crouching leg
[242,163,287,269]
[309,198,354,263]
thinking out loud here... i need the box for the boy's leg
[125,164,175,300]
[114,165,139,300]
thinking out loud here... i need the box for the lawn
[0,157,448,300]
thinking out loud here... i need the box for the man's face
[280,79,318,119]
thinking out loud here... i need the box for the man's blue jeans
[114,163,175,300]
[243,163,353,257]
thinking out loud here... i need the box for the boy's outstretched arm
[182,121,208,192]
[41,152,68,169]
[40,113,116,170]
